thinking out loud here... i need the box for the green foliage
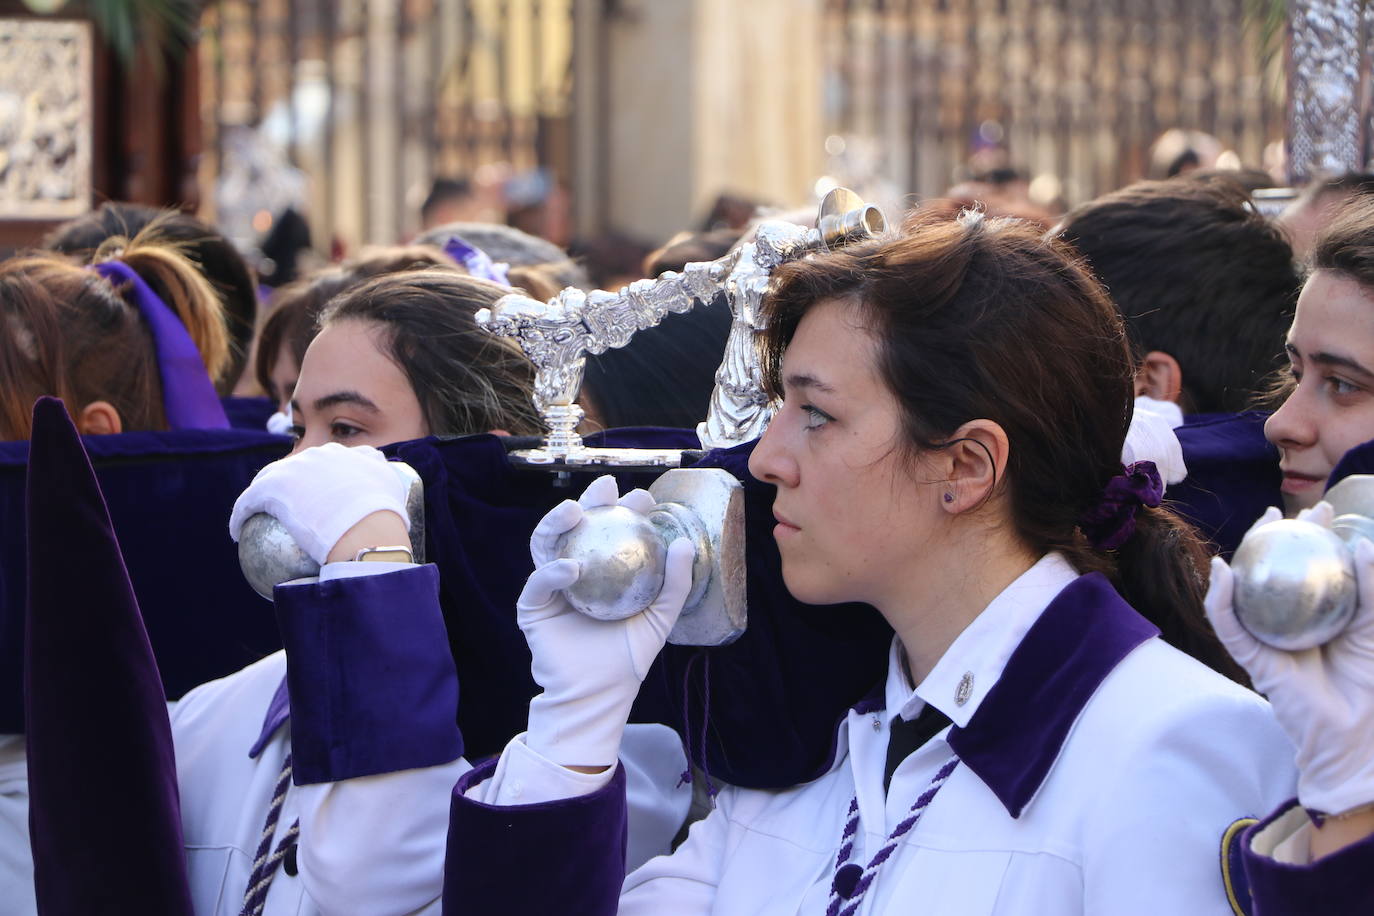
[23,0,200,68]
[1243,0,1287,74]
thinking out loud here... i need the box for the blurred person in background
[1279,172,1374,263]
[1,224,231,440]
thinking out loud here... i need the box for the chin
[779,563,852,608]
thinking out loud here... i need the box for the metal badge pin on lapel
[955,672,974,706]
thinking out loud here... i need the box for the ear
[76,401,123,436]
[1134,351,1184,404]
[937,419,1011,514]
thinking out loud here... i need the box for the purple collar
[248,676,291,759]
[844,573,1157,818]
[90,261,229,431]
[945,572,1158,817]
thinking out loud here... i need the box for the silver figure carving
[1287,0,1366,183]
[477,187,885,466]
[0,19,93,219]
[555,468,746,647]
[238,461,426,600]
[1230,474,1374,650]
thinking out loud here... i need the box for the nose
[747,415,799,488]
[1264,384,1317,450]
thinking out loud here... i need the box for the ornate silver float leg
[1286,0,1368,182]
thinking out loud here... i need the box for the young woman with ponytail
[441,212,1298,914]
[0,222,231,440]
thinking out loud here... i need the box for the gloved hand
[228,442,412,565]
[519,475,695,769]
[1205,501,1374,815]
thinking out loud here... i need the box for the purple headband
[442,236,511,286]
[1079,460,1163,550]
[91,261,229,431]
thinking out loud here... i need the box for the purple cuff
[1241,800,1374,915]
[274,564,463,784]
[444,758,627,916]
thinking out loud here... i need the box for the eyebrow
[783,372,837,395]
[1287,343,1374,380]
[292,391,382,414]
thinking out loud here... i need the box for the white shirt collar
[882,552,1080,728]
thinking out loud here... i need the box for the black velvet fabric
[1169,412,1281,559]
[23,397,195,915]
[8,420,891,789]
[636,440,893,788]
[445,759,628,916]
[0,427,291,732]
[385,431,893,782]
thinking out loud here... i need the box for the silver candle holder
[1231,474,1374,650]
[237,461,426,600]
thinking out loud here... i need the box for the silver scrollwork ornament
[476,187,886,467]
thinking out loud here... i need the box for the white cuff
[318,560,418,581]
[1250,805,1315,865]
[466,731,615,806]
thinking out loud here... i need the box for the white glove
[519,475,695,768]
[1205,501,1374,814]
[228,442,412,565]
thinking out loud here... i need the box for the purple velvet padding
[1329,436,1374,489]
[23,396,195,915]
[274,564,464,784]
[1170,412,1282,559]
[1241,800,1374,915]
[444,759,628,916]
[948,572,1160,818]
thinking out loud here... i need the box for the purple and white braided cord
[240,752,300,916]
[824,755,960,916]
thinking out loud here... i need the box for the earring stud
[943,492,954,503]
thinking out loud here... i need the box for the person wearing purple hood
[442,213,1298,915]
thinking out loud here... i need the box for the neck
[876,523,1041,686]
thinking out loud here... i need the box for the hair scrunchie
[1079,460,1164,550]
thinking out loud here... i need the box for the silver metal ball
[556,505,668,621]
[1231,518,1357,651]
[238,513,319,600]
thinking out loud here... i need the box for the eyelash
[287,421,366,442]
[1292,367,1363,398]
[801,404,833,430]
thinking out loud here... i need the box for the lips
[1280,470,1326,496]
[772,509,800,534]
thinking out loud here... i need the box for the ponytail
[94,228,231,384]
[1061,507,1249,685]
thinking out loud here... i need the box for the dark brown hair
[319,270,543,437]
[253,245,464,403]
[759,212,1242,681]
[1311,195,1374,287]
[1055,175,1299,414]
[0,232,229,439]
